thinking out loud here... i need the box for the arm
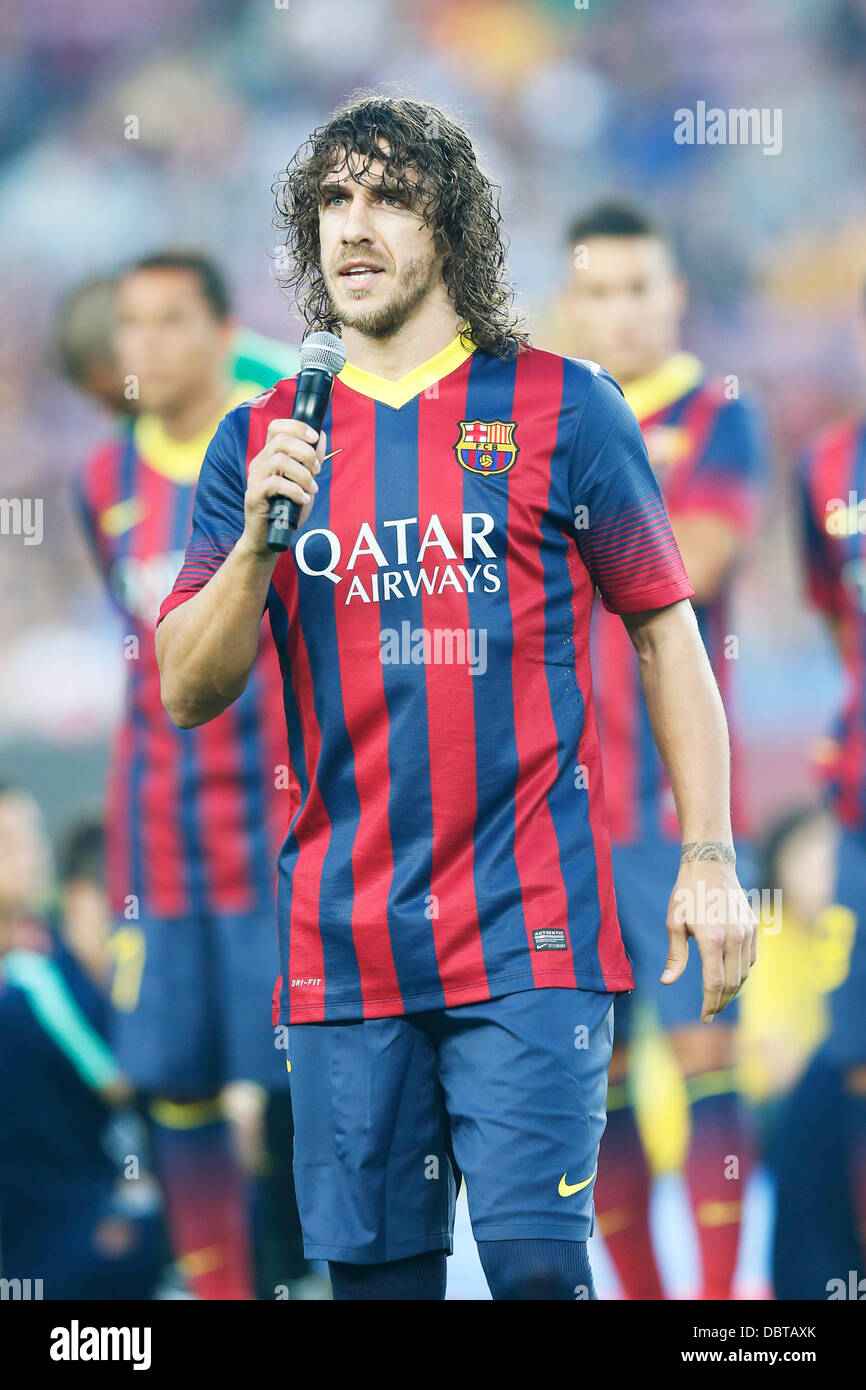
[670,513,741,604]
[156,417,325,728]
[623,599,757,1020]
[157,540,280,728]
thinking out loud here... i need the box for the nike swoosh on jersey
[558,1169,596,1197]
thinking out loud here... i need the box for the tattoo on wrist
[680,841,736,866]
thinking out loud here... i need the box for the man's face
[564,235,685,384]
[0,792,52,918]
[115,269,232,413]
[318,150,443,338]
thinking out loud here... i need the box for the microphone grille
[299,331,347,377]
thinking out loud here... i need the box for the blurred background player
[56,269,301,416]
[69,251,312,1299]
[774,291,866,1296]
[0,783,166,1299]
[560,202,767,1299]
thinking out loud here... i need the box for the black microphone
[266,331,347,553]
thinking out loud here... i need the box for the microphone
[266,330,347,553]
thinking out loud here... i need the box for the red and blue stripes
[162,345,694,1022]
[79,428,289,922]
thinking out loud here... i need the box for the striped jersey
[798,417,866,833]
[591,353,765,844]
[77,383,293,921]
[159,335,694,1022]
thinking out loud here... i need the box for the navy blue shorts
[823,827,866,1067]
[611,838,757,1040]
[286,987,615,1264]
[108,911,287,1095]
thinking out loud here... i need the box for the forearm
[156,537,277,727]
[624,600,733,851]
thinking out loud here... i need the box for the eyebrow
[318,178,412,201]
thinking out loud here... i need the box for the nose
[340,190,376,245]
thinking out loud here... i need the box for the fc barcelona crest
[455,419,519,476]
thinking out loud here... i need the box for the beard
[329,255,438,339]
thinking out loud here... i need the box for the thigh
[213,911,287,1089]
[287,1015,456,1264]
[107,916,220,1096]
[433,987,614,1242]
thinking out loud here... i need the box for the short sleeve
[569,367,695,615]
[670,392,767,533]
[795,447,839,617]
[157,407,249,625]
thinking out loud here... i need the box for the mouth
[337,262,385,290]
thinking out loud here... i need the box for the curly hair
[272,93,529,359]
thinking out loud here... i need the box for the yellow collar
[622,352,704,423]
[134,383,257,482]
[338,331,475,410]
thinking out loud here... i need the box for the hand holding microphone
[265,331,347,552]
[240,332,346,561]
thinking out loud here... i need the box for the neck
[157,376,230,441]
[619,346,681,389]
[341,296,463,381]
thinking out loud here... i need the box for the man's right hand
[241,418,327,558]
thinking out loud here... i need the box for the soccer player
[156,96,756,1302]
[75,252,303,1300]
[560,202,766,1299]
[773,309,866,1296]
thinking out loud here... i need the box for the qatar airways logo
[294,511,502,606]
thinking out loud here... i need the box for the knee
[477,1238,595,1301]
